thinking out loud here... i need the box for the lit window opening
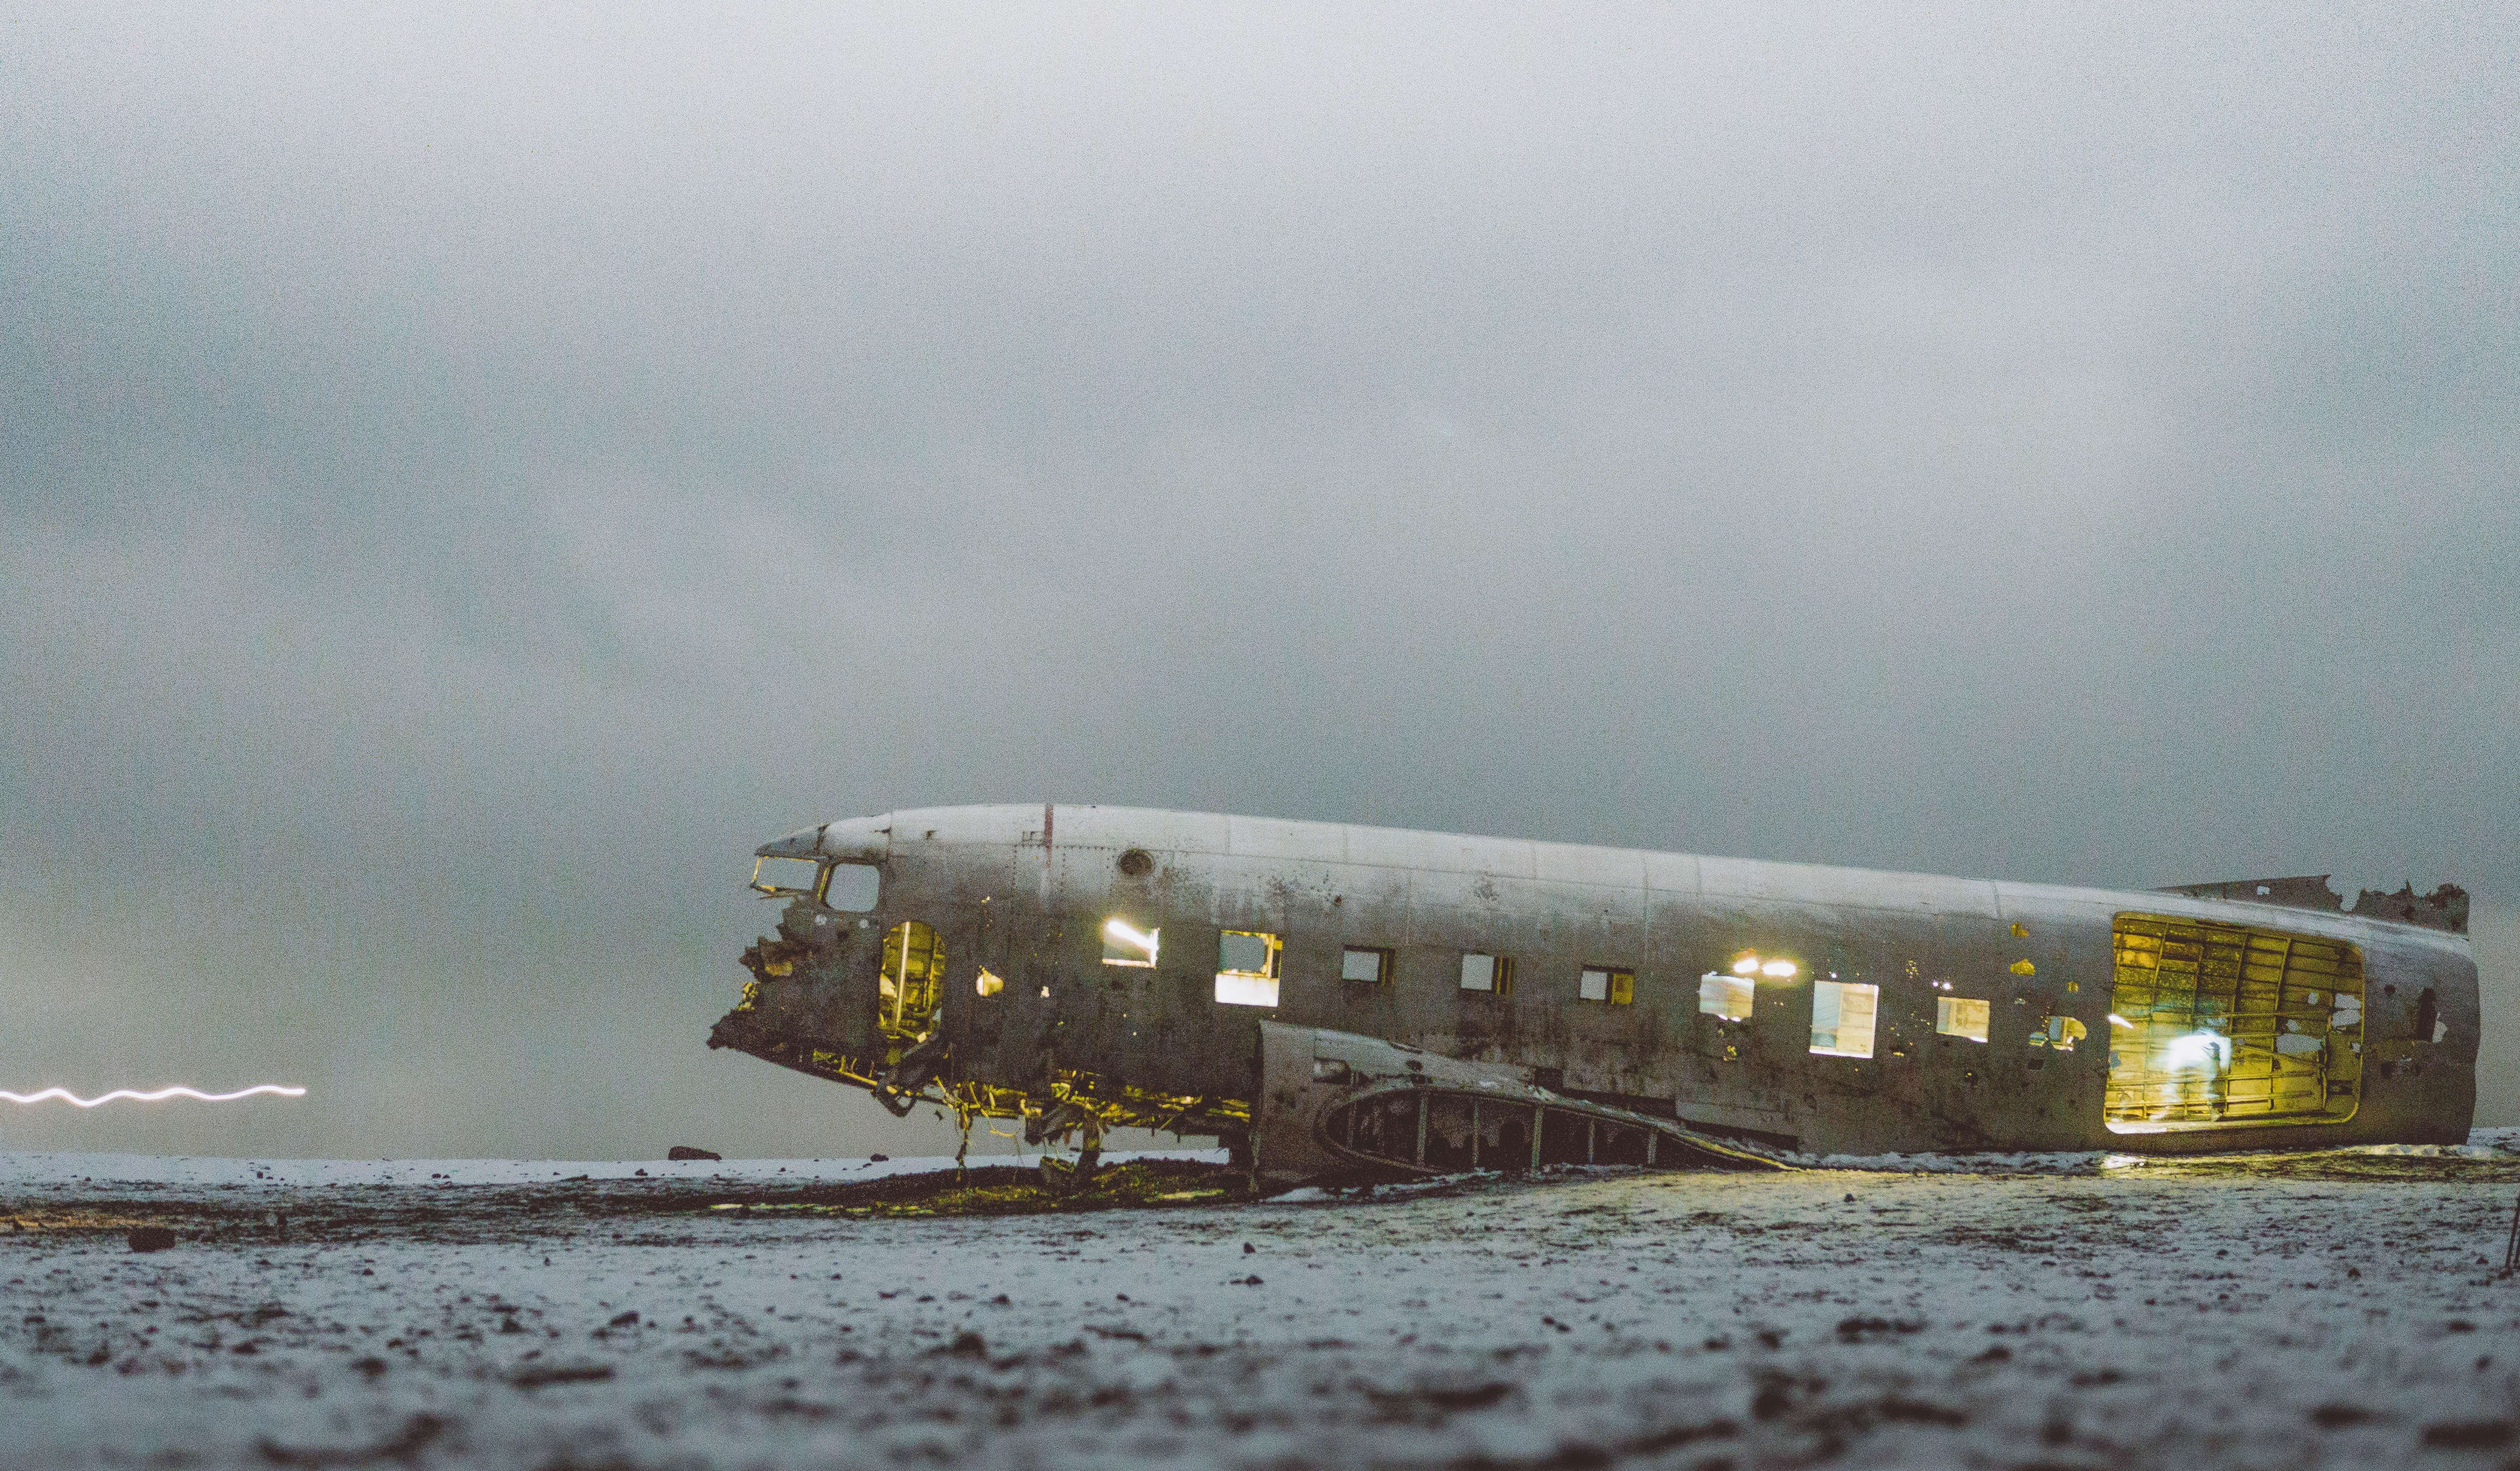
[1810,980,1879,1058]
[1215,930,1282,1008]
[1341,947,1394,985]
[975,967,1005,997]
[1698,971,1754,1021]
[2029,1016,2088,1052]
[1102,917,1160,968]
[1935,996,1990,1043]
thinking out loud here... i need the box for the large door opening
[2105,913,2363,1132]
[878,921,946,1065]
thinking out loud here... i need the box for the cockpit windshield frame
[749,856,824,898]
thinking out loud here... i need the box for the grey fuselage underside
[721,804,2475,1156]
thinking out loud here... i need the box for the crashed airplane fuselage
[707,804,2475,1190]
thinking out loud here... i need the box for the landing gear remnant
[1029,1102,1104,1194]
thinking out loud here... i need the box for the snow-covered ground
[9,1138,2520,1469]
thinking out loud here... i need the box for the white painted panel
[1055,805,1230,854]
[1206,857,1343,919]
[1407,865,1498,913]
[1699,856,2001,917]
[885,805,1036,846]
[1643,851,1701,895]
[1345,824,1534,878]
[1228,815,1348,862]
[1532,842,1647,890]
[1485,875,1639,927]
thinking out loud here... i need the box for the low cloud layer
[3,5,2513,1157]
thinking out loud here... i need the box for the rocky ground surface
[8,1140,2520,1469]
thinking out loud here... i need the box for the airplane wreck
[707,805,2475,1191]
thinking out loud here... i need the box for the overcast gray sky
[3,4,2514,1159]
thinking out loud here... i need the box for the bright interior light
[2160,1031,2231,1071]
[1761,959,1797,978]
[1103,919,1157,953]
[1213,972,1280,1008]
[2107,1012,2134,1029]
[0,1085,306,1108]
[1731,956,1760,976]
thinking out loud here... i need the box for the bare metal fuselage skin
[708,804,2476,1182]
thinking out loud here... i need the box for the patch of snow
[1798,1150,2107,1174]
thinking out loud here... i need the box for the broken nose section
[755,815,892,865]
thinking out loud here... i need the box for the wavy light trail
[0,1085,306,1108]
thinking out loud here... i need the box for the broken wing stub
[1251,1022,1789,1192]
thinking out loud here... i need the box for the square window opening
[1215,930,1282,1008]
[1936,996,1990,1043]
[1341,947,1394,985]
[1811,980,1880,1058]
[1698,971,1754,1022]
[1579,967,1635,1005]
[1102,917,1160,968]
[1219,930,1278,978]
[821,861,881,912]
[1460,953,1515,996]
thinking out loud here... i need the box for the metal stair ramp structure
[1252,1022,1790,1191]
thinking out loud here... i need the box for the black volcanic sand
[0,1159,1263,1245]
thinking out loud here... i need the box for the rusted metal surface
[2154,873,2470,934]
[709,804,2478,1186]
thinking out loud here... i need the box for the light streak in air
[0,1085,306,1108]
